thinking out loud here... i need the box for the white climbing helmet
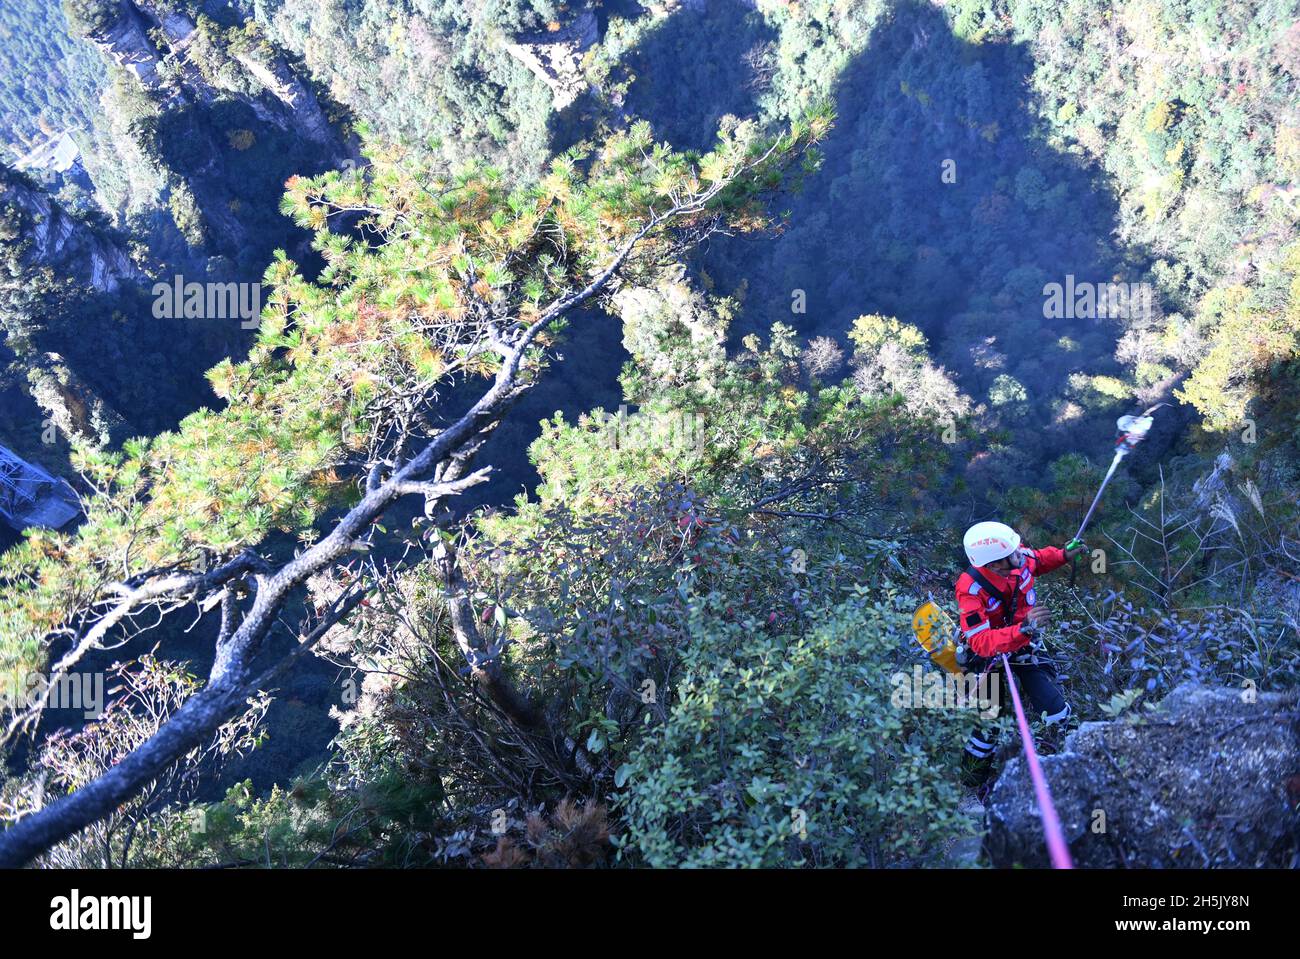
[963,521,1022,567]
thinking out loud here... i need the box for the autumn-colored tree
[0,112,828,866]
[1175,242,1300,432]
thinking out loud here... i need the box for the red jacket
[954,545,1069,658]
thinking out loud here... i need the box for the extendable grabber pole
[1067,403,1166,583]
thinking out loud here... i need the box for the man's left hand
[1064,538,1088,559]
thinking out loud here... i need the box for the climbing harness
[1000,652,1073,869]
[954,563,1021,672]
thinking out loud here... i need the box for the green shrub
[61,0,120,37]
[615,588,972,867]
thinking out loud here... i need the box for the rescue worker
[956,521,1087,799]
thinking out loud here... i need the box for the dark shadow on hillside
[28,98,338,438]
[0,365,40,554]
[691,1,1159,493]
[446,307,631,512]
[618,3,777,153]
[153,98,333,274]
[27,282,243,438]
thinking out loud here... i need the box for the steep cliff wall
[0,166,144,294]
[986,684,1300,868]
[69,0,350,260]
[0,166,136,449]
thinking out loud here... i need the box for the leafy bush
[61,0,120,37]
[614,588,971,867]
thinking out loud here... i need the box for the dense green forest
[0,0,106,154]
[0,0,1297,873]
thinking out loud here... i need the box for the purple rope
[1000,653,1073,869]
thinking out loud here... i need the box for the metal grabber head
[1115,402,1167,454]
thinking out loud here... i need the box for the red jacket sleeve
[956,580,1030,658]
[1025,545,1068,576]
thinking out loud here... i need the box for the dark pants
[962,656,1071,782]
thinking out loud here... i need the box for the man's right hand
[1021,606,1050,635]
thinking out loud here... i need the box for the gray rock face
[73,0,351,255]
[985,683,1300,868]
[82,1,171,94]
[0,173,144,294]
[233,51,337,147]
[25,353,128,450]
[86,1,196,95]
[85,1,343,154]
[504,4,600,111]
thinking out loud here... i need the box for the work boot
[960,750,995,790]
[1036,713,1078,756]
